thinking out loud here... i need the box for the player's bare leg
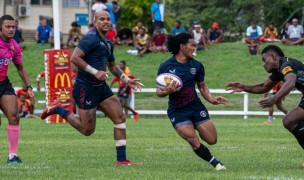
[176,124,225,170]
[0,95,22,163]
[99,95,140,166]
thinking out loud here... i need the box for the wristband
[26,85,33,90]
[120,74,130,83]
[84,65,98,75]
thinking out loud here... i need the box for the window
[5,0,24,5]
[31,0,52,5]
[63,0,80,8]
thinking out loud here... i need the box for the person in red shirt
[109,60,139,122]
[149,29,167,53]
[106,25,117,44]
[17,94,39,118]
[16,83,35,114]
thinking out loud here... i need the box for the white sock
[268,116,273,122]
[9,153,17,160]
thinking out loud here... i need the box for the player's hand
[95,71,108,81]
[165,80,179,94]
[225,82,245,93]
[127,79,144,90]
[210,96,228,105]
[259,96,276,108]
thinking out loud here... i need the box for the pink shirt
[0,38,22,81]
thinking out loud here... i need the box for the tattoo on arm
[108,62,124,79]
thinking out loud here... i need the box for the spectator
[246,38,259,56]
[264,22,280,42]
[207,22,224,44]
[149,29,167,53]
[282,18,304,45]
[279,22,290,40]
[112,1,121,22]
[150,0,164,31]
[13,20,25,50]
[36,71,45,92]
[109,61,139,122]
[115,27,133,46]
[35,19,51,47]
[91,0,108,23]
[132,21,147,39]
[16,83,35,115]
[106,24,116,44]
[134,28,150,57]
[106,0,116,30]
[17,94,39,119]
[191,24,208,56]
[171,20,186,35]
[67,22,83,48]
[84,23,94,35]
[245,21,264,44]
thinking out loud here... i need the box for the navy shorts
[0,77,16,96]
[167,101,210,129]
[73,82,114,109]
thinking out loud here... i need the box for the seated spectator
[279,22,290,40]
[191,24,208,56]
[67,22,83,48]
[134,28,150,57]
[245,21,264,44]
[115,27,133,46]
[171,20,186,35]
[16,83,35,115]
[149,29,167,53]
[207,22,224,44]
[35,19,52,46]
[106,24,117,44]
[264,22,280,42]
[132,21,148,39]
[282,18,304,45]
[17,94,39,119]
[13,20,25,50]
[247,38,259,56]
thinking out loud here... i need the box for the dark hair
[0,15,14,28]
[71,21,78,27]
[176,20,181,24]
[120,60,126,65]
[101,0,107,3]
[112,1,117,5]
[167,33,193,55]
[261,45,285,57]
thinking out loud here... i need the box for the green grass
[0,117,303,179]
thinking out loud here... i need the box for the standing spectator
[115,27,133,46]
[106,0,116,30]
[264,22,280,42]
[245,21,264,44]
[149,29,167,53]
[91,0,108,23]
[279,22,290,40]
[171,20,186,35]
[191,24,208,56]
[0,15,35,163]
[67,22,83,48]
[150,0,165,31]
[109,61,139,122]
[134,28,150,57]
[281,18,304,45]
[207,22,224,44]
[112,1,121,22]
[13,20,25,50]
[35,19,51,47]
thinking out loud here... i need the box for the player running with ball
[226,45,304,167]
[156,32,227,171]
[41,11,143,166]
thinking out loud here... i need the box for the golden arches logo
[54,73,71,88]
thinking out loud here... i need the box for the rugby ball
[155,73,183,91]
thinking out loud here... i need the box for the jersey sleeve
[77,34,98,55]
[195,63,205,83]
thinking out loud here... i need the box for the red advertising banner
[44,49,74,123]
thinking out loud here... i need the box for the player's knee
[206,138,217,145]
[185,136,199,147]
[82,128,95,136]
[8,114,20,125]
[282,116,293,130]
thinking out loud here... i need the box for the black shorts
[73,82,114,109]
[0,77,16,96]
[117,86,130,99]
[298,96,304,109]
[167,100,210,129]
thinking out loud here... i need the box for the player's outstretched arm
[198,81,227,105]
[226,79,276,94]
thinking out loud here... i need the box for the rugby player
[156,32,227,171]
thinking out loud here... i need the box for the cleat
[7,156,22,164]
[116,159,141,166]
[41,101,62,119]
[263,120,272,124]
[215,163,226,171]
[134,112,139,122]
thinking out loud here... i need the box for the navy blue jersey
[269,57,304,93]
[76,27,115,86]
[157,56,205,109]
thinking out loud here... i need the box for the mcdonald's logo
[54,73,71,88]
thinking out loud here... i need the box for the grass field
[0,117,303,179]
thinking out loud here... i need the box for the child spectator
[17,94,39,118]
